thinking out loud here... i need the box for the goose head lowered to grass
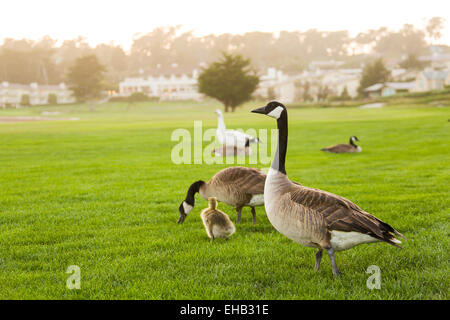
[178,166,266,225]
[251,101,405,276]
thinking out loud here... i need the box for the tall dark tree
[399,24,427,55]
[399,54,428,70]
[0,37,58,84]
[67,54,106,106]
[374,24,426,58]
[426,17,446,44]
[198,53,259,112]
[273,31,305,73]
[340,86,351,101]
[302,81,312,102]
[94,43,128,83]
[324,30,350,58]
[55,37,93,81]
[129,27,178,74]
[235,32,275,70]
[358,58,391,96]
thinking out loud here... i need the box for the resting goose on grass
[321,136,362,153]
[251,101,405,276]
[215,109,259,146]
[178,166,266,225]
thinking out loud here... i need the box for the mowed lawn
[0,101,448,299]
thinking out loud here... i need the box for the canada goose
[321,136,361,153]
[215,109,259,146]
[201,197,236,241]
[178,166,266,225]
[252,101,405,276]
[212,138,252,157]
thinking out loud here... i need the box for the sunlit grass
[0,101,448,299]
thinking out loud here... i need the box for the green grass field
[0,101,449,299]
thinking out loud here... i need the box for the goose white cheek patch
[183,201,193,214]
[267,106,284,119]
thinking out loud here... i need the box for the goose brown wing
[288,185,403,244]
[213,167,266,195]
[321,144,354,153]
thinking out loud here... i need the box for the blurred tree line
[0,18,446,85]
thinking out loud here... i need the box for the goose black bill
[251,106,267,114]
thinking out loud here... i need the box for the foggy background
[0,0,448,86]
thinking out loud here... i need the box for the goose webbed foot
[326,247,342,277]
[314,249,323,272]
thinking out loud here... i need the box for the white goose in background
[251,101,405,277]
[215,109,259,147]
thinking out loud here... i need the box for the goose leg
[326,247,342,277]
[251,207,256,225]
[206,224,215,241]
[236,206,242,224]
[314,249,323,272]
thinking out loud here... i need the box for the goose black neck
[349,138,356,147]
[272,112,288,175]
[185,180,204,205]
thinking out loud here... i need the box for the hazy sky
[1,0,449,50]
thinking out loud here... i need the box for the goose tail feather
[393,230,406,240]
[385,236,403,249]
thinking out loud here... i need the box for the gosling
[201,197,236,241]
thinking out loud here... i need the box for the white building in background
[391,68,421,82]
[118,69,202,101]
[362,68,450,97]
[256,67,362,103]
[0,82,75,108]
[419,46,450,70]
[413,70,450,92]
[308,60,345,71]
[255,68,290,99]
[320,69,362,97]
[364,82,416,98]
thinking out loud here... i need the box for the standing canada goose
[321,136,361,153]
[178,166,266,225]
[201,197,236,241]
[212,138,252,157]
[215,109,259,146]
[252,101,405,276]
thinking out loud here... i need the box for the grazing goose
[178,166,266,225]
[321,136,361,153]
[212,138,252,157]
[201,197,236,241]
[252,101,405,276]
[215,109,259,146]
